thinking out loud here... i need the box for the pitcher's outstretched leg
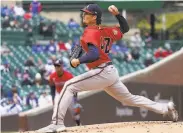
[105,80,178,121]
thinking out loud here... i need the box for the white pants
[55,92,74,117]
[51,65,168,125]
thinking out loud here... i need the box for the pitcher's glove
[70,45,83,68]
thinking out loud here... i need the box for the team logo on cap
[86,5,89,9]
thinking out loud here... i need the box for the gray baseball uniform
[51,63,168,125]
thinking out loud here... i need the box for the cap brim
[80,9,94,14]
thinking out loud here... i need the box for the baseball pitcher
[37,4,178,133]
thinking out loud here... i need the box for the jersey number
[100,37,111,53]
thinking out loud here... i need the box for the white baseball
[108,5,117,12]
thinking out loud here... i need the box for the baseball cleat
[36,124,66,133]
[167,102,178,122]
[56,125,66,132]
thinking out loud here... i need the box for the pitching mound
[63,121,183,133]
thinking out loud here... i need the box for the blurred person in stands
[35,73,42,85]
[1,5,14,17]
[14,68,22,80]
[154,46,172,59]
[44,59,55,81]
[24,56,35,67]
[37,58,45,70]
[1,92,23,115]
[33,73,46,87]
[2,60,11,73]
[143,32,152,47]
[123,52,133,62]
[29,0,42,15]
[3,96,22,115]
[37,58,45,74]
[110,41,132,62]
[62,56,70,68]
[130,32,142,49]
[21,68,33,86]
[1,5,8,17]
[144,53,154,67]
[131,48,140,60]
[32,43,43,53]
[50,55,57,63]
[164,43,173,54]
[0,91,9,116]
[46,40,57,54]
[0,99,13,116]
[37,59,49,84]
[13,2,25,16]
[24,12,32,20]
[65,40,73,52]
[0,64,5,72]
[12,93,23,106]
[39,20,46,35]
[48,21,56,36]
[2,16,10,28]
[7,94,23,115]
[6,85,20,99]
[110,44,123,61]
[9,20,16,28]
[26,92,39,109]
[58,40,67,51]
[68,18,79,29]
[0,42,12,56]
[38,91,52,107]
[49,59,73,103]
[39,20,54,37]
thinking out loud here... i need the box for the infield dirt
[60,121,183,133]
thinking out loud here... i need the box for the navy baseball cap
[54,59,63,66]
[81,4,102,18]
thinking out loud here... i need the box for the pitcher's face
[82,12,97,26]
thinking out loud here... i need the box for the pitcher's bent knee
[66,84,78,94]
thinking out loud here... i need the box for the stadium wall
[1,114,19,131]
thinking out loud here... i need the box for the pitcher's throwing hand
[108,5,119,16]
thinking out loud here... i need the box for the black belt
[94,62,113,69]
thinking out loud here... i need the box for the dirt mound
[63,121,183,133]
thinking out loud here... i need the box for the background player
[69,93,83,126]
[37,4,178,133]
[49,59,80,125]
[49,59,73,104]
